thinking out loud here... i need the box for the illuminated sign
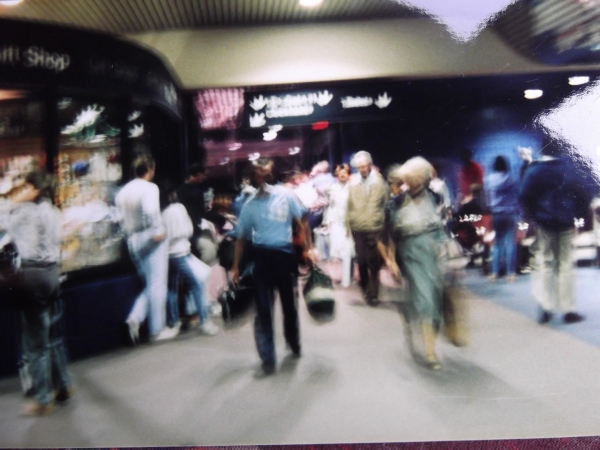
[244,85,399,128]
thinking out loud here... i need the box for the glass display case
[56,97,124,273]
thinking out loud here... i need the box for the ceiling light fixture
[569,76,590,86]
[524,89,543,100]
[299,0,323,7]
[0,0,23,6]
[248,153,261,161]
[228,142,242,151]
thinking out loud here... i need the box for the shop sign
[244,86,399,128]
[0,19,181,117]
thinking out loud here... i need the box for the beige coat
[346,172,389,232]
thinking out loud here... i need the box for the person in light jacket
[346,151,389,306]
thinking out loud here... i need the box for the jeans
[21,296,72,406]
[253,248,300,364]
[128,240,168,337]
[167,254,209,326]
[352,230,382,300]
[491,213,518,276]
[532,227,575,313]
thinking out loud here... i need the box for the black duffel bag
[219,264,254,322]
[302,265,335,317]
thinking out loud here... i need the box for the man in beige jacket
[346,151,389,306]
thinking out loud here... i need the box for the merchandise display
[56,98,125,273]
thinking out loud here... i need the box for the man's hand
[230,266,239,284]
[153,233,165,243]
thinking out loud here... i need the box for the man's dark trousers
[252,248,300,364]
[353,230,382,301]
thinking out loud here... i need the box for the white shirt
[162,203,193,258]
[115,178,163,236]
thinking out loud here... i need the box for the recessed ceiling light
[0,0,23,6]
[299,0,323,7]
[524,89,543,100]
[569,76,590,86]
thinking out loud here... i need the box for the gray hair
[386,164,403,186]
[398,157,434,188]
[350,151,373,167]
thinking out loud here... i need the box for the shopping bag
[219,264,254,322]
[302,265,335,316]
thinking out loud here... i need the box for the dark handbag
[219,264,254,322]
[302,265,335,316]
[0,230,22,309]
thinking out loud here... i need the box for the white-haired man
[346,151,389,306]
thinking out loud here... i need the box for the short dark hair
[334,163,350,176]
[188,162,206,177]
[26,170,56,201]
[158,180,177,210]
[133,155,155,178]
[493,156,509,172]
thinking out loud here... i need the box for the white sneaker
[209,302,222,318]
[199,321,219,336]
[125,318,139,345]
[152,326,180,342]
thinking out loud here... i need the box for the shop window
[57,97,124,273]
[0,93,45,227]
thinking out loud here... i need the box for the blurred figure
[429,164,452,218]
[7,171,73,415]
[232,177,257,218]
[310,160,336,191]
[160,182,218,337]
[519,139,592,324]
[324,163,355,287]
[592,196,600,267]
[231,158,309,375]
[384,158,445,370]
[177,163,208,259]
[116,155,169,343]
[347,151,389,306]
[458,148,484,204]
[485,156,520,282]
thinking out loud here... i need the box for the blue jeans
[253,248,300,364]
[21,299,72,406]
[167,254,208,327]
[491,213,518,276]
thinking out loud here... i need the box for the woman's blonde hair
[388,156,433,188]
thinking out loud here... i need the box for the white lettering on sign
[249,90,333,122]
[341,96,373,109]
[341,92,392,110]
[0,45,20,66]
[266,104,314,119]
[23,46,70,73]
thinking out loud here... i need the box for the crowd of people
[1,135,597,416]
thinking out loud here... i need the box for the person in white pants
[324,163,355,288]
[116,155,171,343]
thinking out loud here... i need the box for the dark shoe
[366,298,380,307]
[261,361,276,375]
[290,345,302,358]
[564,312,585,324]
[54,386,75,403]
[538,310,552,324]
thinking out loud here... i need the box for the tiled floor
[0,265,599,447]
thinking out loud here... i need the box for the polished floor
[1,266,600,447]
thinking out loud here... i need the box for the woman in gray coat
[384,157,445,370]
